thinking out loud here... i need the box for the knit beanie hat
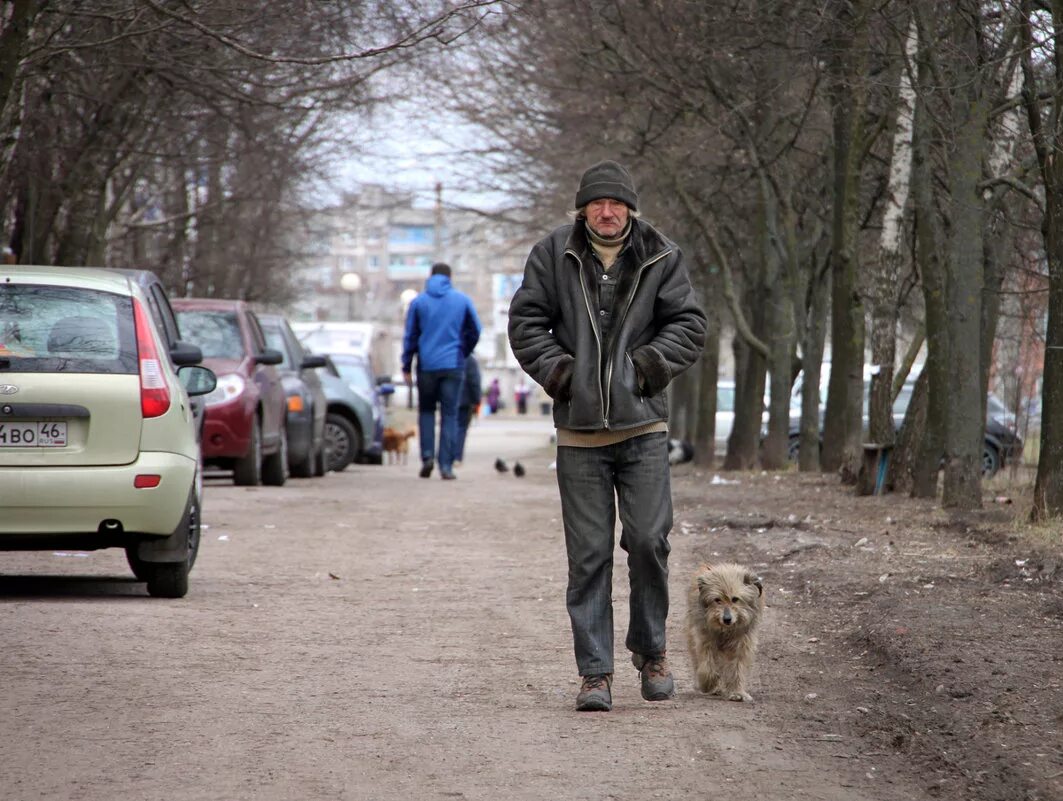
[575,160,638,211]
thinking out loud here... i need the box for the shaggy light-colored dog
[685,562,765,702]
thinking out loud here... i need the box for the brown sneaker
[576,673,613,711]
[632,652,676,701]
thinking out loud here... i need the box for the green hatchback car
[0,266,216,597]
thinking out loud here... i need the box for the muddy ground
[1,416,1060,801]
[670,462,1063,801]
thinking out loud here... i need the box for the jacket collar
[564,216,670,267]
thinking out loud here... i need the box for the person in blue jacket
[401,263,482,480]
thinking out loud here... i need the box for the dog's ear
[695,574,714,604]
[743,572,764,596]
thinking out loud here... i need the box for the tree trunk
[907,14,948,499]
[822,0,869,478]
[725,301,769,470]
[1023,0,1063,517]
[1032,181,1063,516]
[760,178,793,471]
[798,259,830,471]
[868,18,917,451]
[941,4,987,510]
[692,309,721,468]
[0,0,39,194]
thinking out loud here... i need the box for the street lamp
[340,272,362,321]
[400,287,418,313]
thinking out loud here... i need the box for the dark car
[173,298,288,486]
[258,314,329,478]
[319,352,394,471]
[786,377,1023,478]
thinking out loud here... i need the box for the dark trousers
[555,431,672,676]
[456,405,474,462]
[417,368,464,471]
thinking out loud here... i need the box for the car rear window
[0,284,136,374]
[331,355,373,395]
[175,310,245,359]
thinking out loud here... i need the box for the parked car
[258,314,329,478]
[319,352,394,470]
[0,266,216,597]
[785,372,1022,478]
[290,320,396,376]
[172,298,288,486]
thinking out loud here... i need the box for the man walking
[508,160,706,711]
[402,263,482,480]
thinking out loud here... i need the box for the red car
[172,298,287,486]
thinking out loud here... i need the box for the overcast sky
[337,99,508,212]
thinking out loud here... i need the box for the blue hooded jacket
[401,274,482,372]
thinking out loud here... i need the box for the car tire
[314,439,328,476]
[127,491,199,599]
[262,424,288,486]
[233,416,263,486]
[982,444,1001,479]
[788,436,800,462]
[290,427,315,478]
[325,413,361,473]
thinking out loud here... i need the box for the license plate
[0,421,68,447]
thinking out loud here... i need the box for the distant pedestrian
[401,263,482,480]
[515,379,531,415]
[455,353,483,465]
[508,159,706,711]
[486,377,501,414]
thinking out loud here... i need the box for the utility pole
[434,181,444,262]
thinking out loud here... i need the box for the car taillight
[133,298,171,418]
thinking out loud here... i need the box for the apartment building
[291,184,533,370]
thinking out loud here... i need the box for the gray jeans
[555,431,672,676]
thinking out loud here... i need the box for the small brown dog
[685,562,765,702]
[382,427,415,465]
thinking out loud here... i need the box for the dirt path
[1,417,1060,800]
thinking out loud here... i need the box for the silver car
[0,267,215,597]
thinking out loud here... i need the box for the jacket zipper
[602,248,672,422]
[566,248,607,427]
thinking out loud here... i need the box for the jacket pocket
[624,352,639,395]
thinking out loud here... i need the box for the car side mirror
[376,375,392,386]
[378,383,395,396]
[256,348,283,366]
[302,354,328,369]
[171,340,203,367]
[179,365,217,396]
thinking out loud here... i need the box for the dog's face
[694,563,764,632]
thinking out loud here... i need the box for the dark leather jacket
[508,217,706,431]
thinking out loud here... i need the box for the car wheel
[262,424,288,486]
[126,492,199,598]
[982,444,1001,478]
[788,436,800,462]
[325,413,361,472]
[233,416,263,486]
[314,438,329,476]
[290,426,315,478]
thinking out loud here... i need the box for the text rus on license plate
[0,421,68,447]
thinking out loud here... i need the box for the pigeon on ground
[513,462,525,478]
[495,458,509,473]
